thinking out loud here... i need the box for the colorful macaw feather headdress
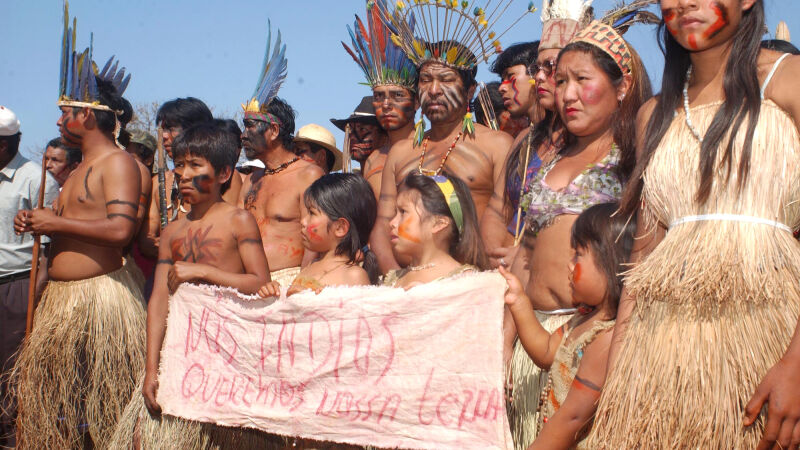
[58,1,130,112]
[572,0,658,74]
[342,0,418,91]
[242,20,288,124]
[375,0,536,71]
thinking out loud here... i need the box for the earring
[462,104,475,136]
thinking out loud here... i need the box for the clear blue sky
[1,0,794,159]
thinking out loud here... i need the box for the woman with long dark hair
[588,1,800,448]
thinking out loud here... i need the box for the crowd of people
[1,0,800,448]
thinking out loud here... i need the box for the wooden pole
[25,153,48,335]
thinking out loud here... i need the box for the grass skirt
[507,312,572,450]
[10,264,146,449]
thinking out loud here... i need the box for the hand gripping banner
[157,271,512,449]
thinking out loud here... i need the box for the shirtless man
[238,97,324,286]
[12,77,146,449]
[363,83,419,199]
[140,98,243,257]
[371,45,513,272]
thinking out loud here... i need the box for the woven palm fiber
[587,98,800,449]
[10,264,146,449]
[508,312,573,450]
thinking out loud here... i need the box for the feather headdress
[539,0,594,50]
[242,20,288,123]
[58,1,130,112]
[374,0,536,70]
[572,0,658,74]
[342,0,418,90]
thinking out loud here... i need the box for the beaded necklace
[265,157,301,175]
[683,66,704,144]
[418,132,463,176]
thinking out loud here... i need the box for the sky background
[1,0,796,160]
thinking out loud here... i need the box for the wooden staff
[156,126,169,229]
[25,153,49,335]
[342,123,352,174]
[513,132,533,247]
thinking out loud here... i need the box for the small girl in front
[500,202,635,448]
[258,173,378,297]
[384,172,489,288]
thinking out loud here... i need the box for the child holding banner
[384,172,489,288]
[110,122,270,448]
[500,202,635,448]
[258,172,378,297]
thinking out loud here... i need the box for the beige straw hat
[295,124,343,172]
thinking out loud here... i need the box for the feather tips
[251,21,288,111]
[600,0,658,34]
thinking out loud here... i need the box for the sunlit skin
[498,64,536,118]
[57,107,84,148]
[661,0,740,52]
[533,49,560,111]
[371,61,513,273]
[44,145,78,186]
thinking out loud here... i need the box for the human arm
[499,265,563,369]
[530,329,613,449]
[482,131,516,266]
[23,153,142,246]
[138,174,162,257]
[142,225,176,415]
[742,54,800,450]
[167,211,269,294]
[370,147,401,273]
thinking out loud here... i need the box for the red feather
[341,42,361,64]
[371,6,386,54]
[356,16,372,54]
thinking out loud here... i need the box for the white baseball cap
[0,106,20,136]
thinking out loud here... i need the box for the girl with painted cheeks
[384,172,489,288]
[258,173,378,297]
[500,202,635,448]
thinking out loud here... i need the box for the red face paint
[306,225,323,242]
[579,83,603,106]
[702,2,729,40]
[662,8,678,35]
[572,262,582,283]
[688,34,698,49]
[397,219,421,244]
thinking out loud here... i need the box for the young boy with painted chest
[139,122,269,415]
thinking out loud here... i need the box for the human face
[159,122,182,159]
[300,200,337,253]
[498,64,535,117]
[373,85,417,132]
[295,141,330,173]
[350,122,382,163]
[568,245,607,314]
[555,51,622,138]
[56,107,84,148]
[44,146,74,186]
[173,153,225,204]
[389,190,426,259]
[418,62,471,123]
[661,0,752,51]
[532,49,560,111]
[241,119,268,160]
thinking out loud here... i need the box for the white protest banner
[157,271,511,449]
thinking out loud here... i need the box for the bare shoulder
[387,137,414,162]
[297,159,325,184]
[161,215,188,240]
[763,52,800,122]
[342,264,371,286]
[230,205,259,229]
[475,124,513,154]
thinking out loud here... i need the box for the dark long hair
[399,172,489,270]
[503,109,559,209]
[621,2,766,217]
[558,41,652,183]
[304,173,379,284]
[570,202,636,315]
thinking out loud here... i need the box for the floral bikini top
[520,145,622,235]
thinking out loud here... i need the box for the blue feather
[612,10,638,28]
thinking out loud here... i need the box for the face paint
[688,34,698,50]
[509,76,522,106]
[420,81,466,120]
[191,174,213,194]
[702,2,729,40]
[397,218,422,244]
[662,8,678,35]
[579,83,603,106]
[306,224,323,242]
[572,262,582,283]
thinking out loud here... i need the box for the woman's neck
[570,128,614,159]
[409,242,454,268]
[688,42,733,89]
[317,247,350,265]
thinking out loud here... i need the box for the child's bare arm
[143,224,177,415]
[499,266,563,369]
[530,329,613,449]
[171,211,269,294]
